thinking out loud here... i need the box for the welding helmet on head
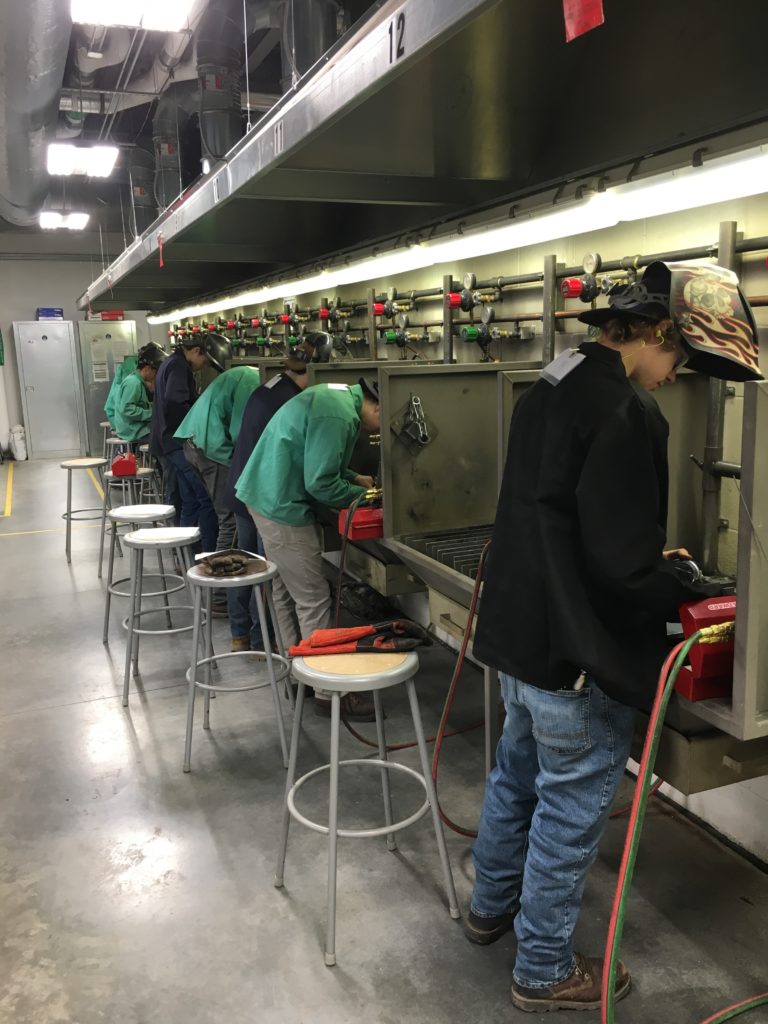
[359,376,379,402]
[136,341,166,370]
[578,260,761,382]
[303,330,332,363]
[285,339,315,372]
[200,331,231,372]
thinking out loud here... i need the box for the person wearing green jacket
[175,361,261,551]
[104,353,137,427]
[235,378,380,721]
[113,343,165,444]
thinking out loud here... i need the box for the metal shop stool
[98,468,162,577]
[105,436,130,457]
[100,421,113,458]
[138,443,151,468]
[103,504,183,644]
[60,457,109,564]
[183,558,292,773]
[122,527,201,707]
[275,651,461,966]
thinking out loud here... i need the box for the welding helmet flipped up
[137,341,166,370]
[181,331,231,372]
[579,260,761,382]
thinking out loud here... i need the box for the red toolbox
[338,506,384,540]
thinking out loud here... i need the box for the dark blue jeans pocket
[527,686,592,754]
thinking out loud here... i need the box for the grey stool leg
[254,584,289,766]
[265,582,293,709]
[183,585,204,773]
[102,521,118,643]
[65,469,72,563]
[405,679,461,919]
[203,590,214,730]
[274,682,307,886]
[97,474,109,578]
[373,690,397,851]
[325,692,342,967]
[122,547,139,706]
[157,547,173,630]
[132,548,145,678]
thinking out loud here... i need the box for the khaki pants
[250,511,332,650]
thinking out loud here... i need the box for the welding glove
[289,619,431,657]
[197,550,256,578]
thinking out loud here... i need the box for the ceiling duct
[61,27,133,138]
[282,0,337,88]
[152,81,199,211]
[125,146,155,235]
[196,0,244,161]
[0,0,71,226]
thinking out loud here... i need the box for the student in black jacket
[466,261,761,1012]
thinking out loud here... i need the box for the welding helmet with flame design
[579,260,761,382]
[666,261,761,382]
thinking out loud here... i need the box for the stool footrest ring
[122,605,200,636]
[62,508,103,522]
[186,650,290,692]
[287,759,430,838]
[109,573,185,599]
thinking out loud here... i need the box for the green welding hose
[602,630,768,1024]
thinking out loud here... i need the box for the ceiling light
[71,0,196,31]
[39,211,90,230]
[47,143,119,178]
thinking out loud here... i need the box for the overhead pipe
[0,0,70,226]
[152,81,199,211]
[125,147,155,235]
[196,0,244,161]
[282,0,337,88]
[61,28,134,137]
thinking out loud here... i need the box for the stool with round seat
[274,651,460,966]
[122,526,202,707]
[184,556,291,773]
[105,436,130,456]
[97,468,163,577]
[103,504,183,644]
[60,457,109,563]
[100,421,113,459]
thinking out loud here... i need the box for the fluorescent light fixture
[147,144,768,324]
[71,0,195,31]
[611,147,768,221]
[47,143,119,178]
[39,211,90,230]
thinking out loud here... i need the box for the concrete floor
[1,459,766,1024]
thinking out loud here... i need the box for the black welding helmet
[359,376,379,402]
[303,330,332,363]
[667,262,761,382]
[579,260,761,382]
[137,341,166,369]
[285,339,314,372]
[202,331,231,372]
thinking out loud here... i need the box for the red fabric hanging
[563,0,604,41]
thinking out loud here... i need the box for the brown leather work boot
[230,636,251,653]
[510,953,631,1012]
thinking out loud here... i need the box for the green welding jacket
[113,370,152,442]
[104,354,137,424]
[173,365,260,465]
[235,383,367,526]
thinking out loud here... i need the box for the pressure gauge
[582,252,602,275]
[396,313,409,330]
[387,286,398,301]
[463,271,477,290]
[480,305,495,324]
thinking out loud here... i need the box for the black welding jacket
[473,342,703,711]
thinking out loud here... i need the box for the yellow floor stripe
[3,461,13,517]
[0,524,101,538]
[86,467,105,500]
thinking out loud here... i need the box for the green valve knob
[384,330,398,344]
[255,336,267,345]
[462,326,479,342]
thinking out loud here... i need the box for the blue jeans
[471,673,635,988]
[165,447,218,552]
[228,513,271,647]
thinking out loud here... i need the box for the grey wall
[0,260,150,427]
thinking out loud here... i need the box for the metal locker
[13,321,87,459]
[76,321,139,455]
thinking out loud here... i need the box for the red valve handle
[319,307,331,320]
[279,313,291,324]
[446,292,462,309]
[372,302,386,316]
[225,320,235,329]
[561,277,583,299]
[250,318,261,328]
[191,325,200,333]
